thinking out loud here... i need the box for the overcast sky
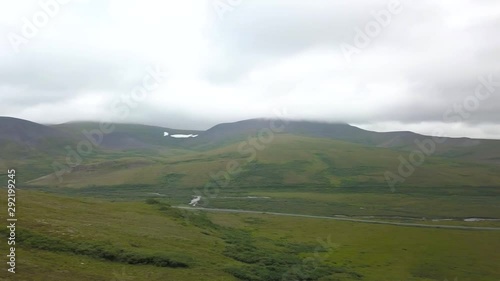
[0,0,499,138]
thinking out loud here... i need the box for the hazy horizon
[3,114,500,140]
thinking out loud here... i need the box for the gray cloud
[0,0,499,138]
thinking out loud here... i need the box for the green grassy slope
[0,190,499,281]
[2,118,500,186]
[28,134,500,190]
[22,134,500,225]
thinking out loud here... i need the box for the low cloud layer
[0,0,499,138]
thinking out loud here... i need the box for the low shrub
[5,229,189,268]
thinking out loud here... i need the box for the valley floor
[1,190,499,281]
[177,206,500,231]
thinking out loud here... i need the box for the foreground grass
[0,190,499,280]
[208,212,500,281]
[0,191,237,281]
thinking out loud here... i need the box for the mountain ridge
[1,116,499,164]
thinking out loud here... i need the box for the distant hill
[0,116,69,144]
[0,117,77,180]
[187,118,420,148]
[0,116,76,159]
[27,133,500,189]
[1,116,499,184]
[186,118,500,164]
[3,117,497,158]
[52,122,202,150]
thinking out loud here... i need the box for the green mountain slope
[2,117,500,186]
[27,133,500,190]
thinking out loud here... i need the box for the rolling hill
[52,122,202,150]
[0,117,500,187]
[0,116,75,154]
[1,117,499,187]
[186,118,500,164]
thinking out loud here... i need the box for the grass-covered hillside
[0,190,499,281]
[27,133,500,190]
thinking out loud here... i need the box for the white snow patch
[170,134,198,138]
[148,192,165,197]
[189,196,201,206]
[464,218,500,222]
[219,196,271,199]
